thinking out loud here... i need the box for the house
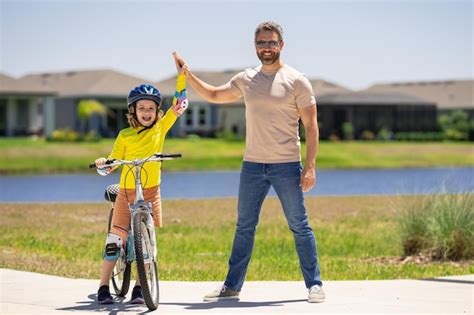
[2,68,470,140]
[16,69,156,137]
[157,72,439,139]
[0,73,56,136]
[364,80,474,117]
[316,92,437,139]
[156,73,355,138]
[156,69,244,137]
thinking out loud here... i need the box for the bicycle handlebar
[88,153,182,169]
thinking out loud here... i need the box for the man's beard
[257,50,280,65]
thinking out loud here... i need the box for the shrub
[377,128,392,141]
[394,132,444,141]
[328,133,340,142]
[49,129,80,142]
[216,130,242,141]
[438,110,471,141]
[360,130,375,141]
[398,193,474,260]
[342,122,354,140]
[47,129,101,142]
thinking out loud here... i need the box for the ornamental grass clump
[398,193,473,261]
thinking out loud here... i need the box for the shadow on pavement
[160,299,307,310]
[420,278,474,285]
[56,294,151,314]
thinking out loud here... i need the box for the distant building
[317,92,437,139]
[0,73,56,136]
[1,69,471,139]
[364,80,474,117]
[15,69,156,137]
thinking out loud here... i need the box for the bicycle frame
[92,153,181,310]
[127,160,156,263]
[94,153,181,263]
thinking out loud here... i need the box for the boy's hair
[126,103,163,129]
[254,21,284,41]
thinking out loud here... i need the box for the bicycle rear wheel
[107,208,131,296]
[133,210,159,310]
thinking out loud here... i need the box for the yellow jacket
[109,75,186,189]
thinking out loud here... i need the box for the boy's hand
[95,157,107,167]
[172,52,190,77]
[172,97,188,116]
[95,157,113,176]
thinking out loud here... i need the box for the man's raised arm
[172,52,239,104]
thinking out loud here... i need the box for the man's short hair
[254,21,284,41]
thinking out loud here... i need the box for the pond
[0,167,472,203]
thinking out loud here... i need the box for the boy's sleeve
[171,74,188,117]
[162,74,187,133]
[108,132,125,160]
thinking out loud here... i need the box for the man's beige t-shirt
[228,64,316,163]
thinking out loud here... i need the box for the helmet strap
[137,119,157,134]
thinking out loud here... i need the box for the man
[173,21,325,303]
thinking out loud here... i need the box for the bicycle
[90,153,182,311]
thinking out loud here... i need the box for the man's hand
[172,52,190,77]
[300,165,317,192]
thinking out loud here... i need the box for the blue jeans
[224,161,322,291]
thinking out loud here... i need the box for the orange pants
[110,185,162,240]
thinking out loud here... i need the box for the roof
[310,79,352,97]
[364,80,473,109]
[16,69,154,97]
[0,72,56,96]
[318,92,435,106]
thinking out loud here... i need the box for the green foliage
[49,129,80,142]
[377,128,392,141]
[47,129,101,142]
[360,130,375,141]
[77,99,107,121]
[394,132,444,141]
[398,193,474,260]
[342,122,354,140]
[438,110,471,141]
[215,130,243,141]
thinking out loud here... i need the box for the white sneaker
[308,284,325,303]
[203,284,240,302]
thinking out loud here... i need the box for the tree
[77,99,107,136]
[438,110,471,141]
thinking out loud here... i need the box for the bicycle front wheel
[133,211,159,310]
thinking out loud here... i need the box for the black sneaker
[97,285,114,304]
[130,285,145,304]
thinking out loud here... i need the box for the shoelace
[309,285,321,293]
[217,285,227,293]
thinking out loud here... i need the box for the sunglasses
[255,40,280,49]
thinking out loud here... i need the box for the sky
[1,0,472,90]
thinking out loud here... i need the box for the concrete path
[1,269,472,314]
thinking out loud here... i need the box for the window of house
[0,99,6,135]
[198,108,206,125]
[16,100,30,132]
[185,108,193,126]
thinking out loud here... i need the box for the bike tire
[111,255,131,296]
[133,210,159,310]
[107,208,131,296]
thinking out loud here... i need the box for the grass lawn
[0,137,472,174]
[0,195,472,280]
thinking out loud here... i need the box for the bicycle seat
[104,184,120,202]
